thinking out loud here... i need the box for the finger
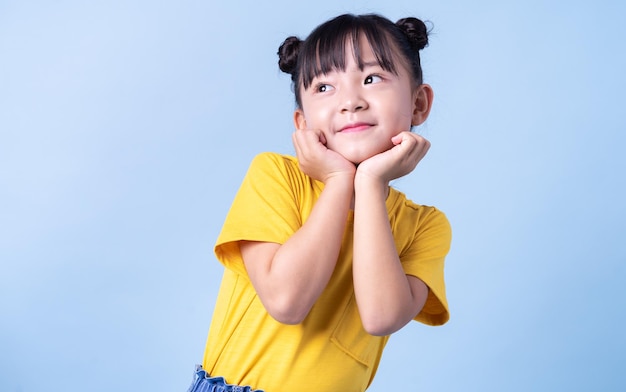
[415,135,431,155]
[292,131,304,157]
[391,132,418,155]
[319,130,327,146]
[397,133,430,166]
[294,129,326,163]
[403,133,430,154]
[391,133,405,146]
[412,138,430,163]
[294,129,317,155]
[304,128,326,146]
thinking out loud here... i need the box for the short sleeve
[396,205,452,326]
[214,153,307,276]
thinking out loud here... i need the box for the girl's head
[277,13,434,164]
[278,13,431,109]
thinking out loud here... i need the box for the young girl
[188,13,451,392]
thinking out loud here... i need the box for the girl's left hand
[357,131,430,183]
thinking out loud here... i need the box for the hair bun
[278,36,302,76]
[396,17,429,51]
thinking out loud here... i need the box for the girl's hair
[278,13,430,108]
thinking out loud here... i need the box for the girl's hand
[292,129,356,183]
[357,131,430,183]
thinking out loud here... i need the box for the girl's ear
[294,109,307,130]
[411,84,434,126]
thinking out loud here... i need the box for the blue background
[1,0,625,390]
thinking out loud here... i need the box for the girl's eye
[316,83,334,93]
[364,75,383,84]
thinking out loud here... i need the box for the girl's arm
[240,129,355,325]
[352,132,431,336]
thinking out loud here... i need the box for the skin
[240,33,434,336]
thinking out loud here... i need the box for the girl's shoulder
[387,188,450,231]
[247,152,318,190]
[388,187,446,216]
[251,151,298,167]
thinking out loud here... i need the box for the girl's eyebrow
[362,61,380,67]
[360,61,385,69]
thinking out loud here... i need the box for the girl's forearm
[245,175,354,324]
[352,175,424,336]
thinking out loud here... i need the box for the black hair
[278,13,430,108]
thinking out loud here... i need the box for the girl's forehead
[301,31,401,87]
[343,34,379,60]
[336,38,390,71]
[321,32,385,59]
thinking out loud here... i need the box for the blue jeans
[186,365,264,392]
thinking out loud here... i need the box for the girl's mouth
[340,123,372,133]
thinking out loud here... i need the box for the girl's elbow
[265,297,310,325]
[270,308,308,325]
[362,317,400,336]
[360,308,414,336]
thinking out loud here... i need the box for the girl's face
[294,34,433,165]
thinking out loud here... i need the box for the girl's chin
[339,153,368,165]
[338,149,387,165]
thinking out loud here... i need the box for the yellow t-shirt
[202,152,451,392]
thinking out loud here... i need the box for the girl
[188,13,451,392]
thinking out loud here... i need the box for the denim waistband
[186,365,264,392]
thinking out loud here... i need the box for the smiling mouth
[340,123,372,133]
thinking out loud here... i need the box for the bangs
[299,16,399,89]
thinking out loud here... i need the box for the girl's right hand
[292,129,356,184]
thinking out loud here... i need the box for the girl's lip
[340,123,372,133]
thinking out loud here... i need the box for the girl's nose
[340,89,368,113]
